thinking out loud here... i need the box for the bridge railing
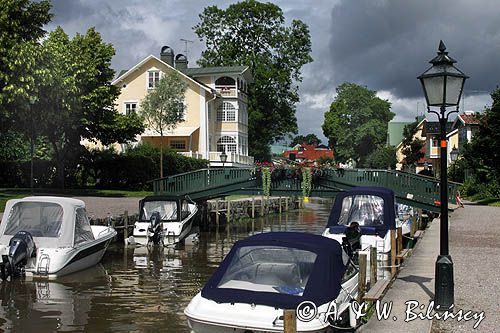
[323,168,460,206]
[153,168,254,195]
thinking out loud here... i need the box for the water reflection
[0,201,334,332]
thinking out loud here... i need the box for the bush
[0,159,56,188]
[80,143,208,190]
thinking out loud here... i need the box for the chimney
[160,46,174,66]
[175,54,188,71]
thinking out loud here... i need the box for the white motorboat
[322,186,401,259]
[185,232,358,332]
[128,195,198,246]
[396,203,413,235]
[0,196,116,280]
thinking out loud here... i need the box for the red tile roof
[459,113,480,125]
[283,144,334,161]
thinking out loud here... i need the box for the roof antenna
[180,38,194,57]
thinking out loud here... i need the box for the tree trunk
[160,134,163,178]
[51,143,65,189]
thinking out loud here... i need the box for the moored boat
[128,195,198,246]
[185,232,358,332]
[0,196,116,280]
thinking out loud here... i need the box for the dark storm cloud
[329,0,500,98]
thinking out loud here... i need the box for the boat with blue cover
[322,186,406,258]
[184,232,358,332]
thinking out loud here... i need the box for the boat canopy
[326,186,396,237]
[201,232,347,309]
[139,195,192,222]
[0,196,94,248]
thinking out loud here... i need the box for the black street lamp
[220,150,227,170]
[450,145,459,162]
[418,40,468,310]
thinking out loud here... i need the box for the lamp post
[220,150,227,171]
[418,40,468,310]
[450,145,459,162]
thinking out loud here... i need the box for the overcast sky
[47,0,498,143]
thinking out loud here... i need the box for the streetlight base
[434,254,454,311]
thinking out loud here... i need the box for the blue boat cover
[326,186,396,237]
[201,232,347,309]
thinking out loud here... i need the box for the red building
[283,144,334,162]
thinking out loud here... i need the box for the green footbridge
[152,168,461,212]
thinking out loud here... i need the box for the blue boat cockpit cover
[326,186,397,237]
[201,232,347,309]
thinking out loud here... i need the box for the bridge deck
[152,168,460,212]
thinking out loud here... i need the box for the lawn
[474,197,500,207]
[0,188,152,212]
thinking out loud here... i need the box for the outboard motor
[148,211,163,245]
[342,222,361,262]
[0,231,36,280]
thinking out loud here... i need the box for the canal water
[0,201,334,332]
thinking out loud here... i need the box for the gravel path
[0,196,141,220]
[432,203,500,333]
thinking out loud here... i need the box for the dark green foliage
[0,159,55,188]
[194,0,312,160]
[457,88,500,200]
[291,134,321,146]
[0,0,52,123]
[364,145,397,169]
[81,144,208,190]
[401,120,424,170]
[322,83,394,165]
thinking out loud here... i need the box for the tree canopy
[322,83,394,165]
[290,134,321,147]
[32,27,144,187]
[0,0,52,129]
[194,0,312,161]
[400,120,425,171]
[364,145,397,169]
[140,71,188,177]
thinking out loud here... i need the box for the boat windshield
[217,246,317,296]
[338,195,385,227]
[4,202,63,237]
[140,201,178,221]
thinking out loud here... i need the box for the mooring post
[227,200,231,223]
[370,246,377,286]
[285,197,289,211]
[261,196,264,216]
[358,253,367,303]
[391,229,397,276]
[411,214,417,238]
[251,197,255,218]
[397,226,403,255]
[215,199,220,229]
[124,210,129,241]
[279,197,282,214]
[284,309,297,333]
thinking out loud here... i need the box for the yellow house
[111,46,253,167]
[392,117,427,172]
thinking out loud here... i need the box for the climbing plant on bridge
[301,167,312,197]
[261,167,271,197]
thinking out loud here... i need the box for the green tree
[35,27,143,188]
[400,120,425,171]
[140,71,188,178]
[322,83,394,165]
[461,88,500,182]
[364,145,397,169]
[291,134,321,147]
[0,0,52,129]
[194,0,312,161]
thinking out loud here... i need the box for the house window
[431,137,439,148]
[216,102,236,122]
[148,70,160,89]
[125,102,137,115]
[217,136,237,153]
[170,140,186,150]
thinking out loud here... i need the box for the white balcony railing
[215,85,237,97]
[178,151,254,165]
[209,151,254,165]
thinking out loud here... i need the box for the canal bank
[360,203,498,333]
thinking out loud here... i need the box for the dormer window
[148,70,160,89]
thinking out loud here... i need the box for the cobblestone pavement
[73,196,141,219]
[432,203,500,333]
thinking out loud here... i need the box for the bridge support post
[215,199,220,229]
[261,196,264,216]
[227,200,231,223]
[285,197,289,211]
[279,197,282,214]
